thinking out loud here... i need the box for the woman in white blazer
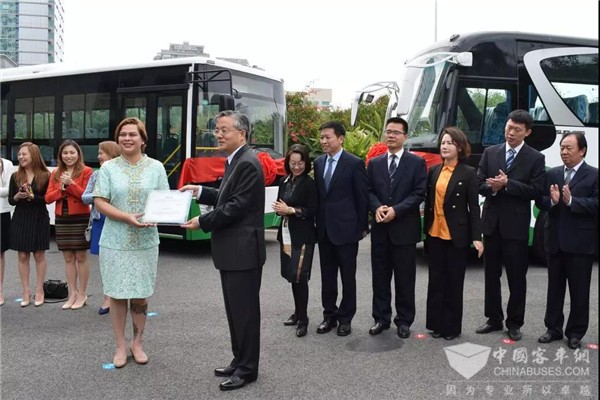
[0,155,16,305]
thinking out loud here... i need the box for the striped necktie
[389,154,397,177]
[506,148,516,170]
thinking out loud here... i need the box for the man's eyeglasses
[213,128,241,136]
[384,129,406,136]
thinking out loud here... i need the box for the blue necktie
[324,157,334,190]
[506,148,516,170]
[389,154,397,177]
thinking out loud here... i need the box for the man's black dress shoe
[219,375,256,391]
[508,328,522,341]
[369,322,389,335]
[567,338,582,350]
[316,318,337,334]
[397,325,410,338]
[538,332,562,344]
[296,323,307,337]
[444,334,459,341]
[475,322,503,334]
[337,323,352,336]
[214,366,236,377]
[430,331,442,338]
[283,314,298,326]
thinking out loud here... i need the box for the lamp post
[434,0,438,42]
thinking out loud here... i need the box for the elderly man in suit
[475,109,545,341]
[313,121,369,337]
[181,110,265,391]
[536,132,598,349]
[367,117,427,338]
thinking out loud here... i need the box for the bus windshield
[403,53,452,150]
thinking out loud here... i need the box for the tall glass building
[0,0,64,66]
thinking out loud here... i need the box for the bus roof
[0,56,285,83]
[411,31,598,60]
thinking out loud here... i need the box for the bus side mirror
[214,94,235,111]
[350,92,375,126]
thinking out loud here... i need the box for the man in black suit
[313,121,368,336]
[475,109,545,341]
[181,110,265,391]
[536,132,598,349]
[367,117,427,338]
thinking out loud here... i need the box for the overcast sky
[62,0,598,107]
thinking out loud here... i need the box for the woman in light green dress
[94,118,169,368]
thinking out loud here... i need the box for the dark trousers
[483,228,529,329]
[318,235,358,324]
[426,236,467,336]
[371,238,417,327]
[291,281,309,324]
[545,251,594,340]
[220,267,262,379]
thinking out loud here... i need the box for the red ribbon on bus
[178,153,287,188]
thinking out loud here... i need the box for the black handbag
[43,280,69,300]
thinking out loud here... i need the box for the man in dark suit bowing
[313,121,368,336]
[536,132,597,349]
[475,109,545,341]
[181,110,265,391]
[367,117,427,338]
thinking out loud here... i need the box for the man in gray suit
[182,111,265,391]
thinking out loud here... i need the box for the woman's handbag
[43,280,69,300]
[84,214,93,242]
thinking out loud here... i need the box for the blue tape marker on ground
[102,363,115,370]
[15,298,23,302]
[147,312,158,317]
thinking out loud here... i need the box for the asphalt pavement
[0,230,597,399]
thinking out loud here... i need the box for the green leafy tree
[285,89,390,160]
[285,90,322,157]
[342,127,378,160]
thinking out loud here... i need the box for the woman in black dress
[272,144,318,337]
[8,142,51,307]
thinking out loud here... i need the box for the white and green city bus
[0,57,286,240]
[352,31,598,260]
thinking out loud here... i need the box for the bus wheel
[531,210,548,267]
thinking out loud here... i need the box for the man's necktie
[506,148,516,170]
[564,167,573,185]
[324,157,334,190]
[389,154,397,177]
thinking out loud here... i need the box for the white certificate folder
[142,190,193,225]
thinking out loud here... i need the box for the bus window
[196,98,220,154]
[63,94,84,139]
[85,93,110,139]
[15,97,55,140]
[541,53,598,126]
[33,97,54,139]
[1,99,6,142]
[125,97,147,123]
[455,86,509,146]
[528,92,550,123]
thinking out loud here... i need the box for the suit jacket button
[456,193,460,196]
[452,205,456,208]
[458,182,463,185]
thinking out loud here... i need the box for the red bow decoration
[365,142,388,166]
[257,152,278,186]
